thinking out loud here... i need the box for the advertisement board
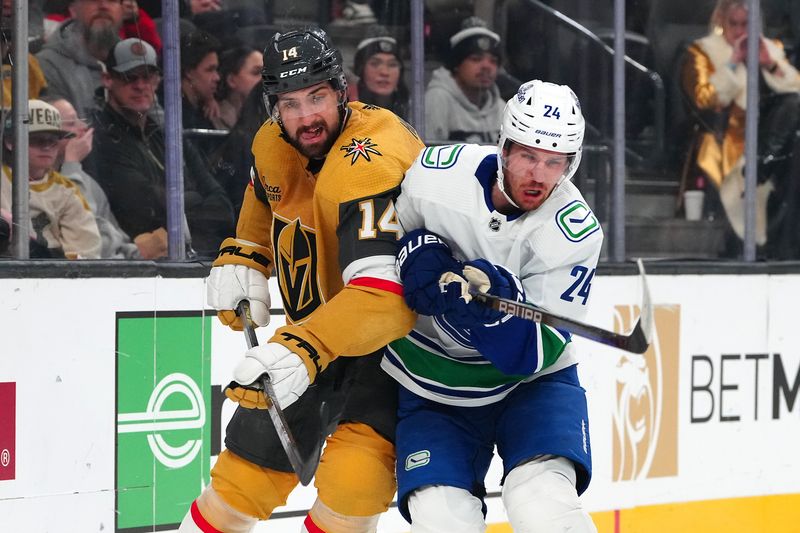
[116,312,213,532]
[0,274,798,532]
[0,382,15,482]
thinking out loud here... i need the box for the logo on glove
[279,331,322,375]
[396,233,446,270]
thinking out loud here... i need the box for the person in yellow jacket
[179,27,424,533]
[682,0,800,249]
[1,54,47,109]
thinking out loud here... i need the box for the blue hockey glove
[396,228,462,316]
[441,259,525,327]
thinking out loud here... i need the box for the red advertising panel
[0,382,16,480]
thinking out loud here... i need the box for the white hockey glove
[225,342,310,410]
[207,263,271,330]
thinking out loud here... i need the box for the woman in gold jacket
[681,0,800,249]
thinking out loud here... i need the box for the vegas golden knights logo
[612,304,679,481]
[273,216,322,323]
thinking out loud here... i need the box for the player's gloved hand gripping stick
[466,259,654,354]
[235,300,324,485]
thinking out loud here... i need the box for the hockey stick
[471,259,654,354]
[236,300,323,485]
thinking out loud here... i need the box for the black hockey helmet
[261,27,348,115]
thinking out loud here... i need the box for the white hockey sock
[177,487,257,533]
[301,498,380,533]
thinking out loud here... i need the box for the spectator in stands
[50,97,141,259]
[331,0,377,25]
[120,0,161,55]
[682,0,800,256]
[424,16,505,143]
[180,30,221,156]
[1,31,49,109]
[210,84,268,215]
[42,0,71,41]
[2,0,46,47]
[352,25,409,120]
[135,0,230,18]
[36,0,123,118]
[1,99,101,258]
[92,38,233,258]
[211,43,262,131]
[44,0,161,54]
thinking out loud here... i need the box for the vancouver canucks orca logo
[340,137,382,165]
[273,216,322,323]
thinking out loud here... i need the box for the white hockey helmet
[496,80,585,207]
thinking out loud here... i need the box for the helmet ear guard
[495,80,586,207]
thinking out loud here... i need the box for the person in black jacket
[208,84,268,217]
[92,37,233,259]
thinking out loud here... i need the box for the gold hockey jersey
[239,102,424,381]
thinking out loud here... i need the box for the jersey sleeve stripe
[348,276,404,295]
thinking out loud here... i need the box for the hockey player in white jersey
[383,80,601,532]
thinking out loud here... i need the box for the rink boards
[0,272,799,532]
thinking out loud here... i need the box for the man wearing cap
[36,0,123,117]
[424,16,505,144]
[1,99,102,259]
[91,38,234,259]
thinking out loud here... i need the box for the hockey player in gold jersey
[179,27,424,533]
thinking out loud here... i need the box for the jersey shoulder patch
[420,144,466,169]
[554,199,601,242]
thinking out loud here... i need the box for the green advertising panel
[116,311,212,532]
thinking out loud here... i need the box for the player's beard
[285,118,340,160]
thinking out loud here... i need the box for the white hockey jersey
[382,144,604,406]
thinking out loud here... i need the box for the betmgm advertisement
[2,274,800,532]
[115,311,212,532]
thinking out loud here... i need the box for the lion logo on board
[612,304,679,481]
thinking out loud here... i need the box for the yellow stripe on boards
[482,493,800,533]
[607,493,800,533]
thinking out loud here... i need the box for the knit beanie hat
[446,16,501,70]
[353,25,402,78]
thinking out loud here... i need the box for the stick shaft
[237,300,316,484]
[471,259,653,354]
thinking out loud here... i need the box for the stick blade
[618,319,650,354]
[295,402,329,485]
[628,258,655,353]
[296,463,316,486]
